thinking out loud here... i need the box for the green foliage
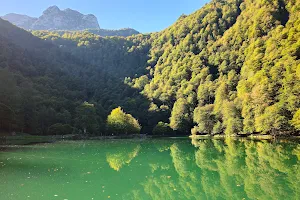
[133,0,300,136]
[48,123,73,135]
[0,69,19,132]
[213,121,223,135]
[75,102,100,135]
[89,28,139,37]
[170,98,192,133]
[222,101,243,135]
[256,104,289,134]
[107,107,141,135]
[132,75,149,90]
[291,109,300,130]
[152,122,173,135]
[193,104,216,135]
[0,0,299,136]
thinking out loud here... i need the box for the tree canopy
[0,0,299,136]
[107,107,141,135]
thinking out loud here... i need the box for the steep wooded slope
[0,19,149,134]
[131,0,300,135]
[1,0,299,136]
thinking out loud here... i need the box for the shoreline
[1,133,300,142]
[189,134,300,141]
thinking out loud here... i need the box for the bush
[106,107,141,135]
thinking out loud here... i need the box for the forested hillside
[0,18,86,134]
[0,0,299,136]
[89,28,140,37]
[0,19,150,135]
[133,0,300,136]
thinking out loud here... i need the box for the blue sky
[0,0,210,33]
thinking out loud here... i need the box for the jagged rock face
[1,6,100,31]
[1,6,140,36]
[32,6,100,30]
[1,13,37,30]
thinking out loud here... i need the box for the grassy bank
[0,133,59,145]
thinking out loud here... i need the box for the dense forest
[0,0,299,136]
[32,28,140,39]
[89,28,140,37]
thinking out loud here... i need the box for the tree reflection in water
[0,139,299,200]
[137,139,300,200]
[106,144,141,171]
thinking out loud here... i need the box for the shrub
[107,107,141,135]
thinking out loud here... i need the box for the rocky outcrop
[1,6,140,36]
[31,6,100,30]
[1,6,100,31]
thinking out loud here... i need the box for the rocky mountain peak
[33,5,100,30]
[43,5,61,15]
[1,6,100,31]
[1,6,139,36]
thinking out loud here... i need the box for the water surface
[0,138,299,200]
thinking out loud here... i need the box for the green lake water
[0,138,299,200]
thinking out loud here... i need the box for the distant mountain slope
[2,6,99,31]
[32,6,100,30]
[1,6,139,37]
[0,18,53,50]
[1,13,37,30]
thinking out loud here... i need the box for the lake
[0,138,299,200]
